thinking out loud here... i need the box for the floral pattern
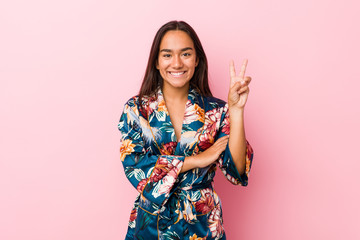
[160,141,177,155]
[189,233,207,240]
[118,87,254,239]
[119,139,135,161]
[195,188,215,214]
[208,203,224,239]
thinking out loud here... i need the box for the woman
[118,20,254,240]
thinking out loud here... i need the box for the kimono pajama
[118,87,254,240]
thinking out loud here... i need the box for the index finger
[229,60,236,79]
[239,59,248,79]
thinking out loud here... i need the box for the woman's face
[156,30,199,92]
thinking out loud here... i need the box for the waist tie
[158,181,213,231]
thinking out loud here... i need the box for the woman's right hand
[181,136,229,172]
[195,135,229,168]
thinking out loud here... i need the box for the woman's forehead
[159,30,194,51]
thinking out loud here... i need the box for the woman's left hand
[228,59,252,110]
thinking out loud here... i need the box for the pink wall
[1,0,359,239]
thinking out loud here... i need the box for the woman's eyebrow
[159,47,194,53]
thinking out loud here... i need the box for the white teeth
[170,71,185,76]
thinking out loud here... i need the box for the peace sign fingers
[229,59,248,87]
[228,58,252,110]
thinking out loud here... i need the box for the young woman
[118,20,254,240]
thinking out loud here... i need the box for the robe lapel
[175,87,205,156]
[146,87,205,157]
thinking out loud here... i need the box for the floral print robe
[118,87,254,240]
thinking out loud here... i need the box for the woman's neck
[162,83,189,103]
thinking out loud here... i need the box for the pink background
[1,0,359,239]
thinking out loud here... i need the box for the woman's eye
[163,54,171,58]
[183,53,191,57]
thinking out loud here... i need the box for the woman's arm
[227,59,252,176]
[180,136,229,173]
[228,108,247,175]
[119,100,185,206]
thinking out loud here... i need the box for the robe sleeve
[118,99,185,206]
[216,103,254,186]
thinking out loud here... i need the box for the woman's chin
[163,80,190,90]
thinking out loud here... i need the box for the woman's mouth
[169,71,186,77]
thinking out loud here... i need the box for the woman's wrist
[229,106,244,116]
[181,156,198,173]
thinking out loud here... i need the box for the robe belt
[158,181,213,231]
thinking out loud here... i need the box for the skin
[156,30,251,175]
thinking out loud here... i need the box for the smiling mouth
[169,71,186,76]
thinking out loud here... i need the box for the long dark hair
[138,20,212,103]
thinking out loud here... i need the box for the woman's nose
[172,55,183,68]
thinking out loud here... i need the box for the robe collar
[145,86,205,156]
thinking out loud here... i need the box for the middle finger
[238,59,248,79]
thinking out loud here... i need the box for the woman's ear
[195,57,199,67]
[156,60,159,69]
